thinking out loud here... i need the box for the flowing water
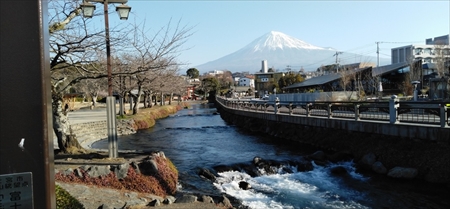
[92,102,450,209]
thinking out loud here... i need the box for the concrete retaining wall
[53,119,137,149]
[216,102,450,183]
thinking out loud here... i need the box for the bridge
[215,96,450,144]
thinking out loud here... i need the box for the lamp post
[81,0,131,158]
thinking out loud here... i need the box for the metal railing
[216,96,449,128]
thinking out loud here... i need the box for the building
[391,35,450,68]
[254,60,284,96]
[390,35,450,94]
[238,77,254,87]
[283,66,373,93]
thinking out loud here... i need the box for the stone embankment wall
[217,106,450,184]
[70,119,136,148]
[68,104,185,148]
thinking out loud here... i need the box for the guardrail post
[306,103,311,117]
[327,103,332,119]
[289,103,293,115]
[264,102,267,113]
[274,98,280,114]
[389,95,399,124]
[355,104,360,121]
[440,105,448,127]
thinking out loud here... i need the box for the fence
[216,96,449,128]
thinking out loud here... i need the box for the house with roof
[283,63,374,94]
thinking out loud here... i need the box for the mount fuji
[195,31,383,73]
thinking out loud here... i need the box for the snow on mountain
[195,31,384,73]
[251,31,326,51]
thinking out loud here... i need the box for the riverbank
[55,101,238,209]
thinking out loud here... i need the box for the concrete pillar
[106,97,118,158]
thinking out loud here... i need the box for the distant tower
[261,60,268,73]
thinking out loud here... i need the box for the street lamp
[80,0,131,158]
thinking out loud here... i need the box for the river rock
[218,195,232,208]
[328,151,353,163]
[358,152,376,169]
[387,167,418,179]
[200,195,214,204]
[198,168,216,181]
[309,150,326,161]
[293,158,314,172]
[113,163,130,179]
[372,161,387,174]
[138,156,158,175]
[87,165,111,178]
[239,181,251,190]
[163,196,176,204]
[330,166,348,176]
[148,199,161,207]
[175,194,197,203]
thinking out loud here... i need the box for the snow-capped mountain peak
[251,31,325,51]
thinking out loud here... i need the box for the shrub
[55,156,179,197]
[56,185,84,209]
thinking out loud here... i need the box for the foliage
[55,185,84,209]
[125,104,184,130]
[186,68,200,78]
[278,72,304,90]
[202,77,220,93]
[55,156,179,197]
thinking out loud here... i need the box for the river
[92,102,449,209]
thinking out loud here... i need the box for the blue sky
[111,0,450,72]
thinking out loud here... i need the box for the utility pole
[376,42,380,67]
[334,51,343,72]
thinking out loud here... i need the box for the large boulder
[372,161,387,174]
[175,194,197,203]
[198,168,216,181]
[330,166,348,176]
[239,181,251,190]
[387,167,418,179]
[87,165,111,178]
[358,152,376,170]
[113,163,130,179]
[309,150,326,161]
[138,156,158,175]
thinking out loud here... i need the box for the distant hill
[196,31,389,73]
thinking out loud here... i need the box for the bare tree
[434,41,450,77]
[73,77,108,108]
[48,0,193,153]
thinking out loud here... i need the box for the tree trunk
[147,93,153,108]
[169,92,173,105]
[90,95,98,108]
[160,92,164,106]
[132,85,143,115]
[52,91,85,153]
[143,93,148,108]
